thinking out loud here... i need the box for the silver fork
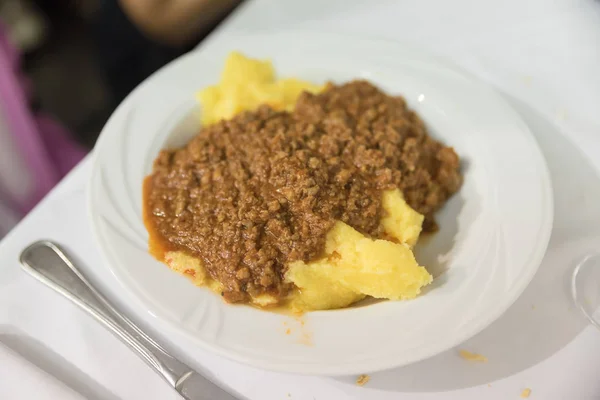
[19,240,239,400]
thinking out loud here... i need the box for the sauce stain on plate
[458,349,488,362]
[283,317,313,346]
[521,388,532,398]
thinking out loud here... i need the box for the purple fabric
[0,22,86,216]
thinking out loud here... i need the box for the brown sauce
[143,177,170,261]
[143,81,462,304]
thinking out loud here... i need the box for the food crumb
[521,388,531,398]
[356,374,370,386]
[459,350,488,362]
[487,384,491,388]
[298,332,313,346]
[285,328,291,335]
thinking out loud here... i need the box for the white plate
[88,32,553,375]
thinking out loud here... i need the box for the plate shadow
[0,326,120,400]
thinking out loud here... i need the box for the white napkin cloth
[0,342,85,400]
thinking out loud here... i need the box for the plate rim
[88,31,554,375]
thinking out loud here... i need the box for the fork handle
[19,241,192,387]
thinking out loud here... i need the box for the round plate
[88,32,553,375]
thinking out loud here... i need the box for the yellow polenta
[286,191,432,312]
[197,52,323,126]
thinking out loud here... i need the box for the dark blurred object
[0,0,47,52]
[13,0,241,148]
[91,0,242,105]
[90,0,183,107]
[17,0,112,147]
[117,0,242,46]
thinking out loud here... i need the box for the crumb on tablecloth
[459,349,488,362]
[356,374,370,386]
[521,388,532,398]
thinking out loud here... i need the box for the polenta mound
[143,53,462,311]
[198,51,323,126]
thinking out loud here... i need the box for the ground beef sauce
[144,81,462,304]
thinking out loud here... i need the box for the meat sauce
[143,81,462,303]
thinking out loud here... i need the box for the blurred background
[0,0,242,237]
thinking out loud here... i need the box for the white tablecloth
[2,0,600,399]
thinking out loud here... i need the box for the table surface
[2,0,600,399]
